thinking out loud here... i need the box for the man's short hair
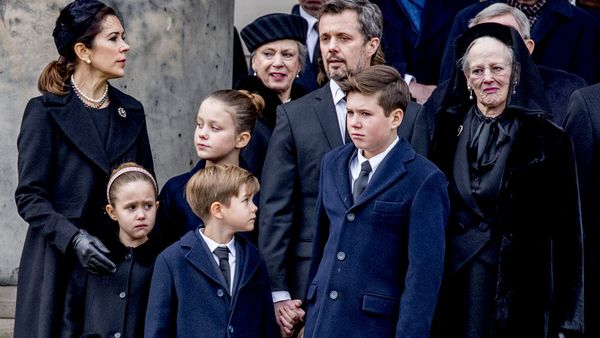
[340,65,410,116]
[319,0,383,42]
[469,3,531,39]
[186,165,259,221]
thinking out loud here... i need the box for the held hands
[70,229,116,275]
[275,299,305,337]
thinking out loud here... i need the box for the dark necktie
[213,246,231,291]
[353,160,372,202]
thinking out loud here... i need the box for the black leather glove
[70,229,116,275]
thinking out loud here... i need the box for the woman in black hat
[429,23,583,337]
[236,13,309,181]
[14,1,154,337]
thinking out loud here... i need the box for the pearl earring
[253,71,257,76]
[468,85,473,100]
[512,80,517,94]
[86,59,91,64]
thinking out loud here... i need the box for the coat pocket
[372,200,407,214]
[371,200,407,224]
[361,293,399,318]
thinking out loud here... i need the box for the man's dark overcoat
[564,83,600,338]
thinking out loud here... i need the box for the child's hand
[274,299,304,337]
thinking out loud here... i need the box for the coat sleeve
[563,89,594,218]
[396,170,449,338]
[155,182,182,249]
[307,155,331,291]
[258,105,298,292]
[144,254,177,337]
[549,130,585,334]
[61,267,87,337]
[15,98,79,254]
[258,261,282,338]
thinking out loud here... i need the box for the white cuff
[272,291,292,303]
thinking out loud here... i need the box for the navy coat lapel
[314,83,344,149]
[182,231,230,291]
[104,85,145,165]
[47,90,110,173]
[355,139,412,207]
[332,145,356,210]
[334,139,414,208]
[233,238,261,292]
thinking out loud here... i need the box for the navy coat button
[336,251,346,261]
[329,290,338,300]
[346,213,355,221]
[125,253,132,260]
[114,333,122,338]
[119,292,126,299]
[478,222,489,232]
[217,289,224,297]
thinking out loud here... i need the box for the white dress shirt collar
[329,80,347,142]
[350,136,400,184]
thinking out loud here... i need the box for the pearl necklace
[70,75,108,109]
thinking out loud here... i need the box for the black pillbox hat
[53,0,106,57]
[241,13,308,53]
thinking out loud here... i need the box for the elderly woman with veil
[429,23,584,338]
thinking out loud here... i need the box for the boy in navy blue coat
[144,165,279,338]
[303,65,450,338]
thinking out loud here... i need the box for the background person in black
[439,0,600,85]
[14,1,154,337]
[564,83,600,338]
[429,23,583,338]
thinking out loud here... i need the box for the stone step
[0,287,16,319]
[0,319,13,338]
[0,287,16,338]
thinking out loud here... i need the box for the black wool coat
[62,238,160,338]
[564,83,600,338]
[430,24,583,337]
[14,86,154,338]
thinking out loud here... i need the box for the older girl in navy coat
[62,162,160,338]
[156,90,263,247]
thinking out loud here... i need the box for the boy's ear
[155,201,160,210]
[210,201,224,219]
[390,108,404,129]
[106,205,118,221]
[235,131,252,149]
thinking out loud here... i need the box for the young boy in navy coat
[144,165,279,338]
[303,65,450,338]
